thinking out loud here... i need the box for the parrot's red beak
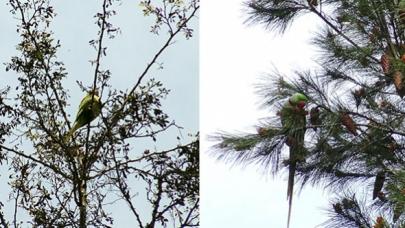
[297,101,306,109]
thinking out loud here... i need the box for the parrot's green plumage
[66,90,102,140]
[279,93,308,228]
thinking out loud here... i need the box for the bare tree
[0,0,199,227]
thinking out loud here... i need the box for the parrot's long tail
[64,123,79,142]
[287,159,296,228]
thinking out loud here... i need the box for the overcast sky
[0,1,197,227]
[200,1,331,227]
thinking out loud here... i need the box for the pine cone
[377,191,387,201]
[257,127,268,137]
[307,0,318,7]
[393,71,405,97]
[340,112,357,136]
[373,216,385,228]
[393,71,403,89]
[380,53,390,74]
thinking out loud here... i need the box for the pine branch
[210,128,286,173]
[322,193,373,228]
[245,0,308,33]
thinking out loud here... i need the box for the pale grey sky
[0,0,198,227]
[201,1,330,227]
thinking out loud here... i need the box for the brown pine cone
[373,216,384,228]
[380,53,390,74]
[307,0,318,7]
[257,127,268,137]
[393,71,403,89]
[340,112,357,136]
[393,71,405,97]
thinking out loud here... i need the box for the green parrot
[66,89,102,140]
[279,93,308,228]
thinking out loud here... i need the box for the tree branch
[0,145,71,180]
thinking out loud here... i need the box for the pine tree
[212,1,405,227]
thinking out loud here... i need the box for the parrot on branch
[65,89,102,140]
[279,93,308,228]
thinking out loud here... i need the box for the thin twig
[0,209,8,228]
[111,152,144,228]
[128,5,199,103]
[0,145,71,179]
[180,198,199,228]
[13,188,19,228]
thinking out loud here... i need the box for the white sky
[200,1,331,227]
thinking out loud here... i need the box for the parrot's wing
[78,94,93,111]
[75,93,100,121]
[74,94,91,119]
[79,92,94,107]
[92,97,102,115]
